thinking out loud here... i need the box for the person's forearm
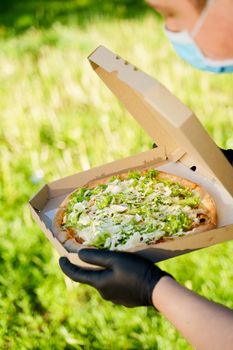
[152,276,233,350]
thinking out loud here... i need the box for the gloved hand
[221,148,233,166]
[59,249,171,308]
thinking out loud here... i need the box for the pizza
[52,169,217,252]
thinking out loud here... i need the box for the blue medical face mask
[164,0,233,73]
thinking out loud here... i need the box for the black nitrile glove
[59,249,171,307]
[221,148,233,166]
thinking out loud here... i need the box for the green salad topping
[62,169,202,250]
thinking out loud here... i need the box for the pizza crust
[64,238,82,253]
[52,169,217,252]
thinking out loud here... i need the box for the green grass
[0,4,233,350]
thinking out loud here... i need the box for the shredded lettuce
[64,169,203,250]
[163,212,192,235]
[126,171,141,180]
[109,175,120,182]
[92,232,111,248]
[96,195,113,209]
[177,197,200,208]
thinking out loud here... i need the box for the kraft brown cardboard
[29,46,233,268]
[88,46,233,195]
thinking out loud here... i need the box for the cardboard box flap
[29,45,233,269]
[88,46,233,196]
[29,184,49,211]
[48,147,167,198]
[88,46,180,157]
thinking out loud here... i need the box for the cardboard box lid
[88,45,233,196]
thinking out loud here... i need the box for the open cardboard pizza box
[29,45,233,268]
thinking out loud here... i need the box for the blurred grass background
[0,1,233,349]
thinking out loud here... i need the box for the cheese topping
[63,169,207,250]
